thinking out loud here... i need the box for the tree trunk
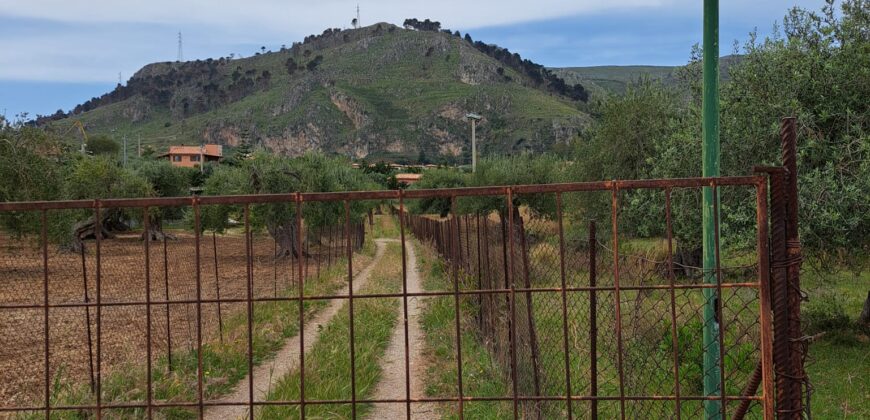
[140,218,177,242]
[68,212,122,252]
[268,221,307,258]
[859,291,870,328]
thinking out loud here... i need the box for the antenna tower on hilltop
[177,32,184,62]
[357,5,361,27]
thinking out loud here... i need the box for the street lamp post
[466,113,481,172]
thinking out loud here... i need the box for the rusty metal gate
[0,120,807,419]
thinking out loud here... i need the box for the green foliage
[201,152,378,234]
[408,167,467,216]
[463,154,560,218]
[85,134,120,157]
[804,291,852,335]
[64,156,153,200]
[570,0,869,259]
[0,127,68,236]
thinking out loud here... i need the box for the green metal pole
[702,0,722,419]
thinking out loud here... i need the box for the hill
[552,55,742,97]
[43,23,591,163]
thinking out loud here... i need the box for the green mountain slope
[47,23,591,163]
[552,55,742,97]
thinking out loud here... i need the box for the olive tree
[201,152,377,257]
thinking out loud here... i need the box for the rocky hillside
[45,23,591,163]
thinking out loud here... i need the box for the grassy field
[802,266,869,419]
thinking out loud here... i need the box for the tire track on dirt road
[367,239,438,420]
[204,239,391,420]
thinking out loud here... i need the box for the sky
[0,0,821,119]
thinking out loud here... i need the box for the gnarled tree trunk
[267,221,308,258]
[68,210,129,252]
[140,217,177,242]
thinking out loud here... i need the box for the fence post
[213,232,224,343]
[588,221,598,420]
[761,166,795,417]
[517,208,543,409]
[780,117,806,418]
[80,244,96,393]
[163,235,172,372]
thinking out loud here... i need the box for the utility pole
[466,113,481,172]
[701,0,722,419]
[123,135,128,167]
[357,4,361,27]
[137,134,141,157]
[177,32,184,62]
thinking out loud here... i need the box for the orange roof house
[161,145,222,168]
[395,173,423,186]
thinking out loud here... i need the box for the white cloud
[0,0,663,33]
[0,0,822,82]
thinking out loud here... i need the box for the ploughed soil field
[0,229,353,408]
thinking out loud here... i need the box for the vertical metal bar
[274,235,278,297]
[780,116,804,416]
[518,204,542,404]
[316,226,321,279]
[213,232,223,343]
[589,220,598,420]
[327,225,333,268]
[712,184,727,418]
[193,200,204,419]
[305,228,310,280]
[399,195,411,420]
[244,205,255,419]
[81,242,95,393]
[94,203,103,420]
[41,210,50,420]
[665,189,682,419]
[766,168,793,416]
[144,208,153,420]
[555,193,573,419]
[755,180,776,420]
[475,212,483,331]
[465,214,471,272]
[610,184,626,420]
[345,200,357,419]
[163,235,172,372]
[297,196,306,420]
[505,190,519,419]
[702,2,723,417]
[450,197,464,419]
[483,214,492,338]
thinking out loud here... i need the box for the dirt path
[204,239,391,420]
[367,239,439,419]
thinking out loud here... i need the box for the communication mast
[357,5,360,27]
[177,32,184,62]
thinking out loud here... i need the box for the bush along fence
[400,118,808,420]
[0,119,806,419]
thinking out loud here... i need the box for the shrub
[803,292,852,335]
